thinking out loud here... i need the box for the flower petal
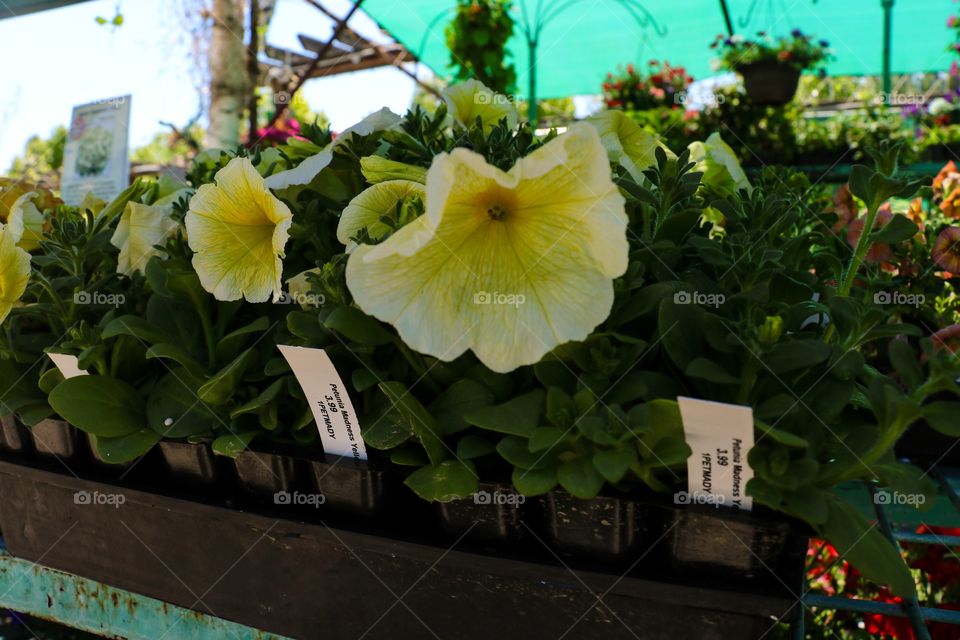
[346,124,627,373]
[265,108,400,190]
[185,157,292,302]
[442,80,518,132]
[0,224,31,324]
[112,202,181,275]
[586,110,673,182]
[337,180,425,247]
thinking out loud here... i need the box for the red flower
[847,205,895,263]
[831,183,857,232]
[932,324,960,353]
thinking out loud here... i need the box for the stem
[839,202,880,298]
[198,308,217,369]
[396,340,441,394]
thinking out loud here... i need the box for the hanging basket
[738,62,801,106]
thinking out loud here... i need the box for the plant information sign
[678,396,754,510]
[278,345,368,467]
[60,96,131,205]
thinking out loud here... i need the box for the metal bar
[527,38,538,126]
[881,0,894,95]
[0,546,290,640]
[804,594,960,625]
[931,465,960,512]
[718,0,735,36]
[264,0,365,129]
[869,484,932,640]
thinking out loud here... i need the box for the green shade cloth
[362,0,955,98]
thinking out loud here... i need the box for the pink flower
[932,226,960,273]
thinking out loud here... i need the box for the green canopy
[363,0,955,101]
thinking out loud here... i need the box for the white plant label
[47,353,88,379]
[678,396,754,511]
[278,345,367,466]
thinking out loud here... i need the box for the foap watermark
[274,290,326,307]
[873,490,926,507]
[474,290,526,308]
[74,490,126,508]
[74,291,125,307]
[874,290,926,308]
[674,91,725,109]
[473,489,526,506]
[872,93,924,107]
[272,91,309,109]
[674,290,725,308]
[274,491,326,508]
[474,92,515,106]
[90,95,128,109]
[674,490,726,508]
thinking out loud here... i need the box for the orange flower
[831,183,857,232]
[847,205,894,263]
[932,226,960,273]
[934,160,959,200]
[942,187,960,219]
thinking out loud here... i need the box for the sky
[0,0,426,171]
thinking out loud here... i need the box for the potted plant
[3,81,958,612]
[602,60,694,111]
[711,30,833,106]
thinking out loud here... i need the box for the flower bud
[360,156,427,185]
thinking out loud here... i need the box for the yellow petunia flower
[345,124,628,373]
[337,180,426,249]
[442,80,518,133]
[586,110,673,182]
[111,203,180,276]
[688,132,751,193]
[264,108,401,191]
[185,158,293,303]
[0,215,32,325]
[7,192,48,251]
[111,187,190,275]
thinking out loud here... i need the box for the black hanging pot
[738,61,801,106]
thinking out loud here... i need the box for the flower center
[487,203,508,221]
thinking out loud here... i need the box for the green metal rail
[0,544,291,640]
[793,465,960,639]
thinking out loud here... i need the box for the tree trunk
[207,0,247,149]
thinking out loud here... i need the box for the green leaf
[324,306,394,346]
[529,426,567,453]
[48,376,143,438]
[379,381,446,465]
[360,405,411,449]
[145,343,205,378]
[456,434,495,459]
[496,435,550,470]
[146,370,219,438]
[512,466,557,496]
[816,494,915,598]
[211,431,258,457]
[429,379,495,435]
[870,214,917,244]
[887,340,922,390]
[873,463,936,509]
[93,428,161,464]
[557,457,605,499]
[216,316,271,362]
[593,447,638,484]
[404,460,478,502]
[464,389,544,437]
[924,402,960,436]
[762,340,831,375]
[102,315,168,345]
[230,378,286,418]
[756,421,809,448]
[38,368,65,394]
[685,358,739,384]
[545,386,576,428]
[198,348,258,405]
[641,436,692,469]
[390,445,427,466]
